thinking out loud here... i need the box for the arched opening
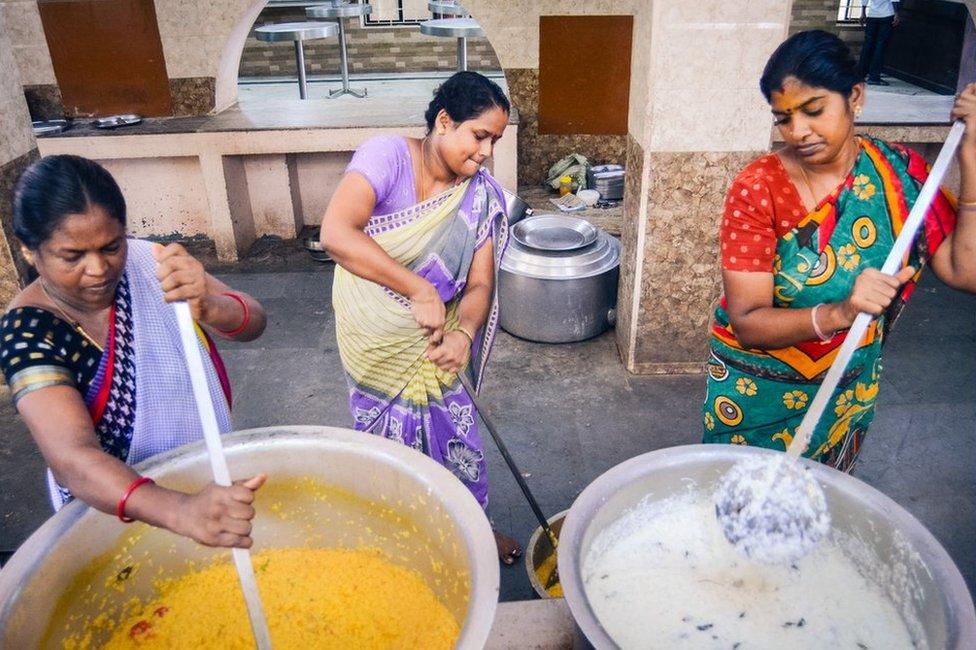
[217,1,506,109]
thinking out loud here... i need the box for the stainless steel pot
[499,214,620,343]
[0,427,499,648]
[559,445,976,649]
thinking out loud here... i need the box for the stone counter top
[38,97,519,139]
[518,186,623,237]
[36,100,519,263]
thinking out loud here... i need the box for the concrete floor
[0,250,973,603]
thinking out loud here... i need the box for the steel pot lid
[512,214,598,251]
[501,221,620,280]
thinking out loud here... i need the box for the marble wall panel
[660,0,791,25]
[0,8,35,163]
[627,2,653,145]
[155,0,254,79]
[631,149,761,373]
[647,85,775,153]
[0,152,37,306]
[506,68,628,187]
[0,6,36,308]
[0,0,56,86]
[169,77,216,116]
[643,0,791,153]
[23,84,63,120]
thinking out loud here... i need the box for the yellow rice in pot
[98,547,458,649]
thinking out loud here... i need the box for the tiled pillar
[0,9,39,307]
[616,1,793,374]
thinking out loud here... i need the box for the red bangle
[215,292,250,337]
[117,476,155,523]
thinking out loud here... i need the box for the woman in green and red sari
[704,30,976,472]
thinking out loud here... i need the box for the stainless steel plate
[31,119,68,136]
[93,114,143,129]
[512,214,598,251]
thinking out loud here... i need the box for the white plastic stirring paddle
[716,121,967,563]
[173,301,273,650]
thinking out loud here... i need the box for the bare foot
[494,531,523,565]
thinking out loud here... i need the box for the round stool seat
[255,21,339,42]
[306,2,372,19]
[428,0,467,16]
[419,17,484,38]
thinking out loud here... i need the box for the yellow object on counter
[559,175,573,196]
[98,547,459,649]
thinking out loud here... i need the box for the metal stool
[255,22,339,100]
[428,0,468,18]
[306,1,372,98]
[419,17,484,72]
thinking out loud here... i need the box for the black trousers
[858,16,895,81]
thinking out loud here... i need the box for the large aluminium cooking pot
[559,445,976,649]
[0,426,499,648]
[499,214,620,343]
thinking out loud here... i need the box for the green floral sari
[704,137,956,471]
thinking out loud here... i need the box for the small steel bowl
[303,235,331,262]
[31,119,68,136]
[93,114,142,129]
[525,509,568,599]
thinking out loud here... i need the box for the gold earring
[855,105,863,117]
[437,127,446,135]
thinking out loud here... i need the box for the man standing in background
[858,0,901,86]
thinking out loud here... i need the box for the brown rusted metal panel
[538,15,633,135]
[38,0,173,117]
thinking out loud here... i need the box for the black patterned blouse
[0,307,101,402]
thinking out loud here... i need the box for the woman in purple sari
[322,72,521,564]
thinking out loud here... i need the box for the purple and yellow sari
[332,169,509,508]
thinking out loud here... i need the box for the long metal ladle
[457,373,560,586]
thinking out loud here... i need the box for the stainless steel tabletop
[419,17,484,38]
[255,21,339,42]
[428,0,467,15]
[306,2,372,19]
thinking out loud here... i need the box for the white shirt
[865,0,899,18]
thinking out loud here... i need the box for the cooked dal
[99,547,458,649]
